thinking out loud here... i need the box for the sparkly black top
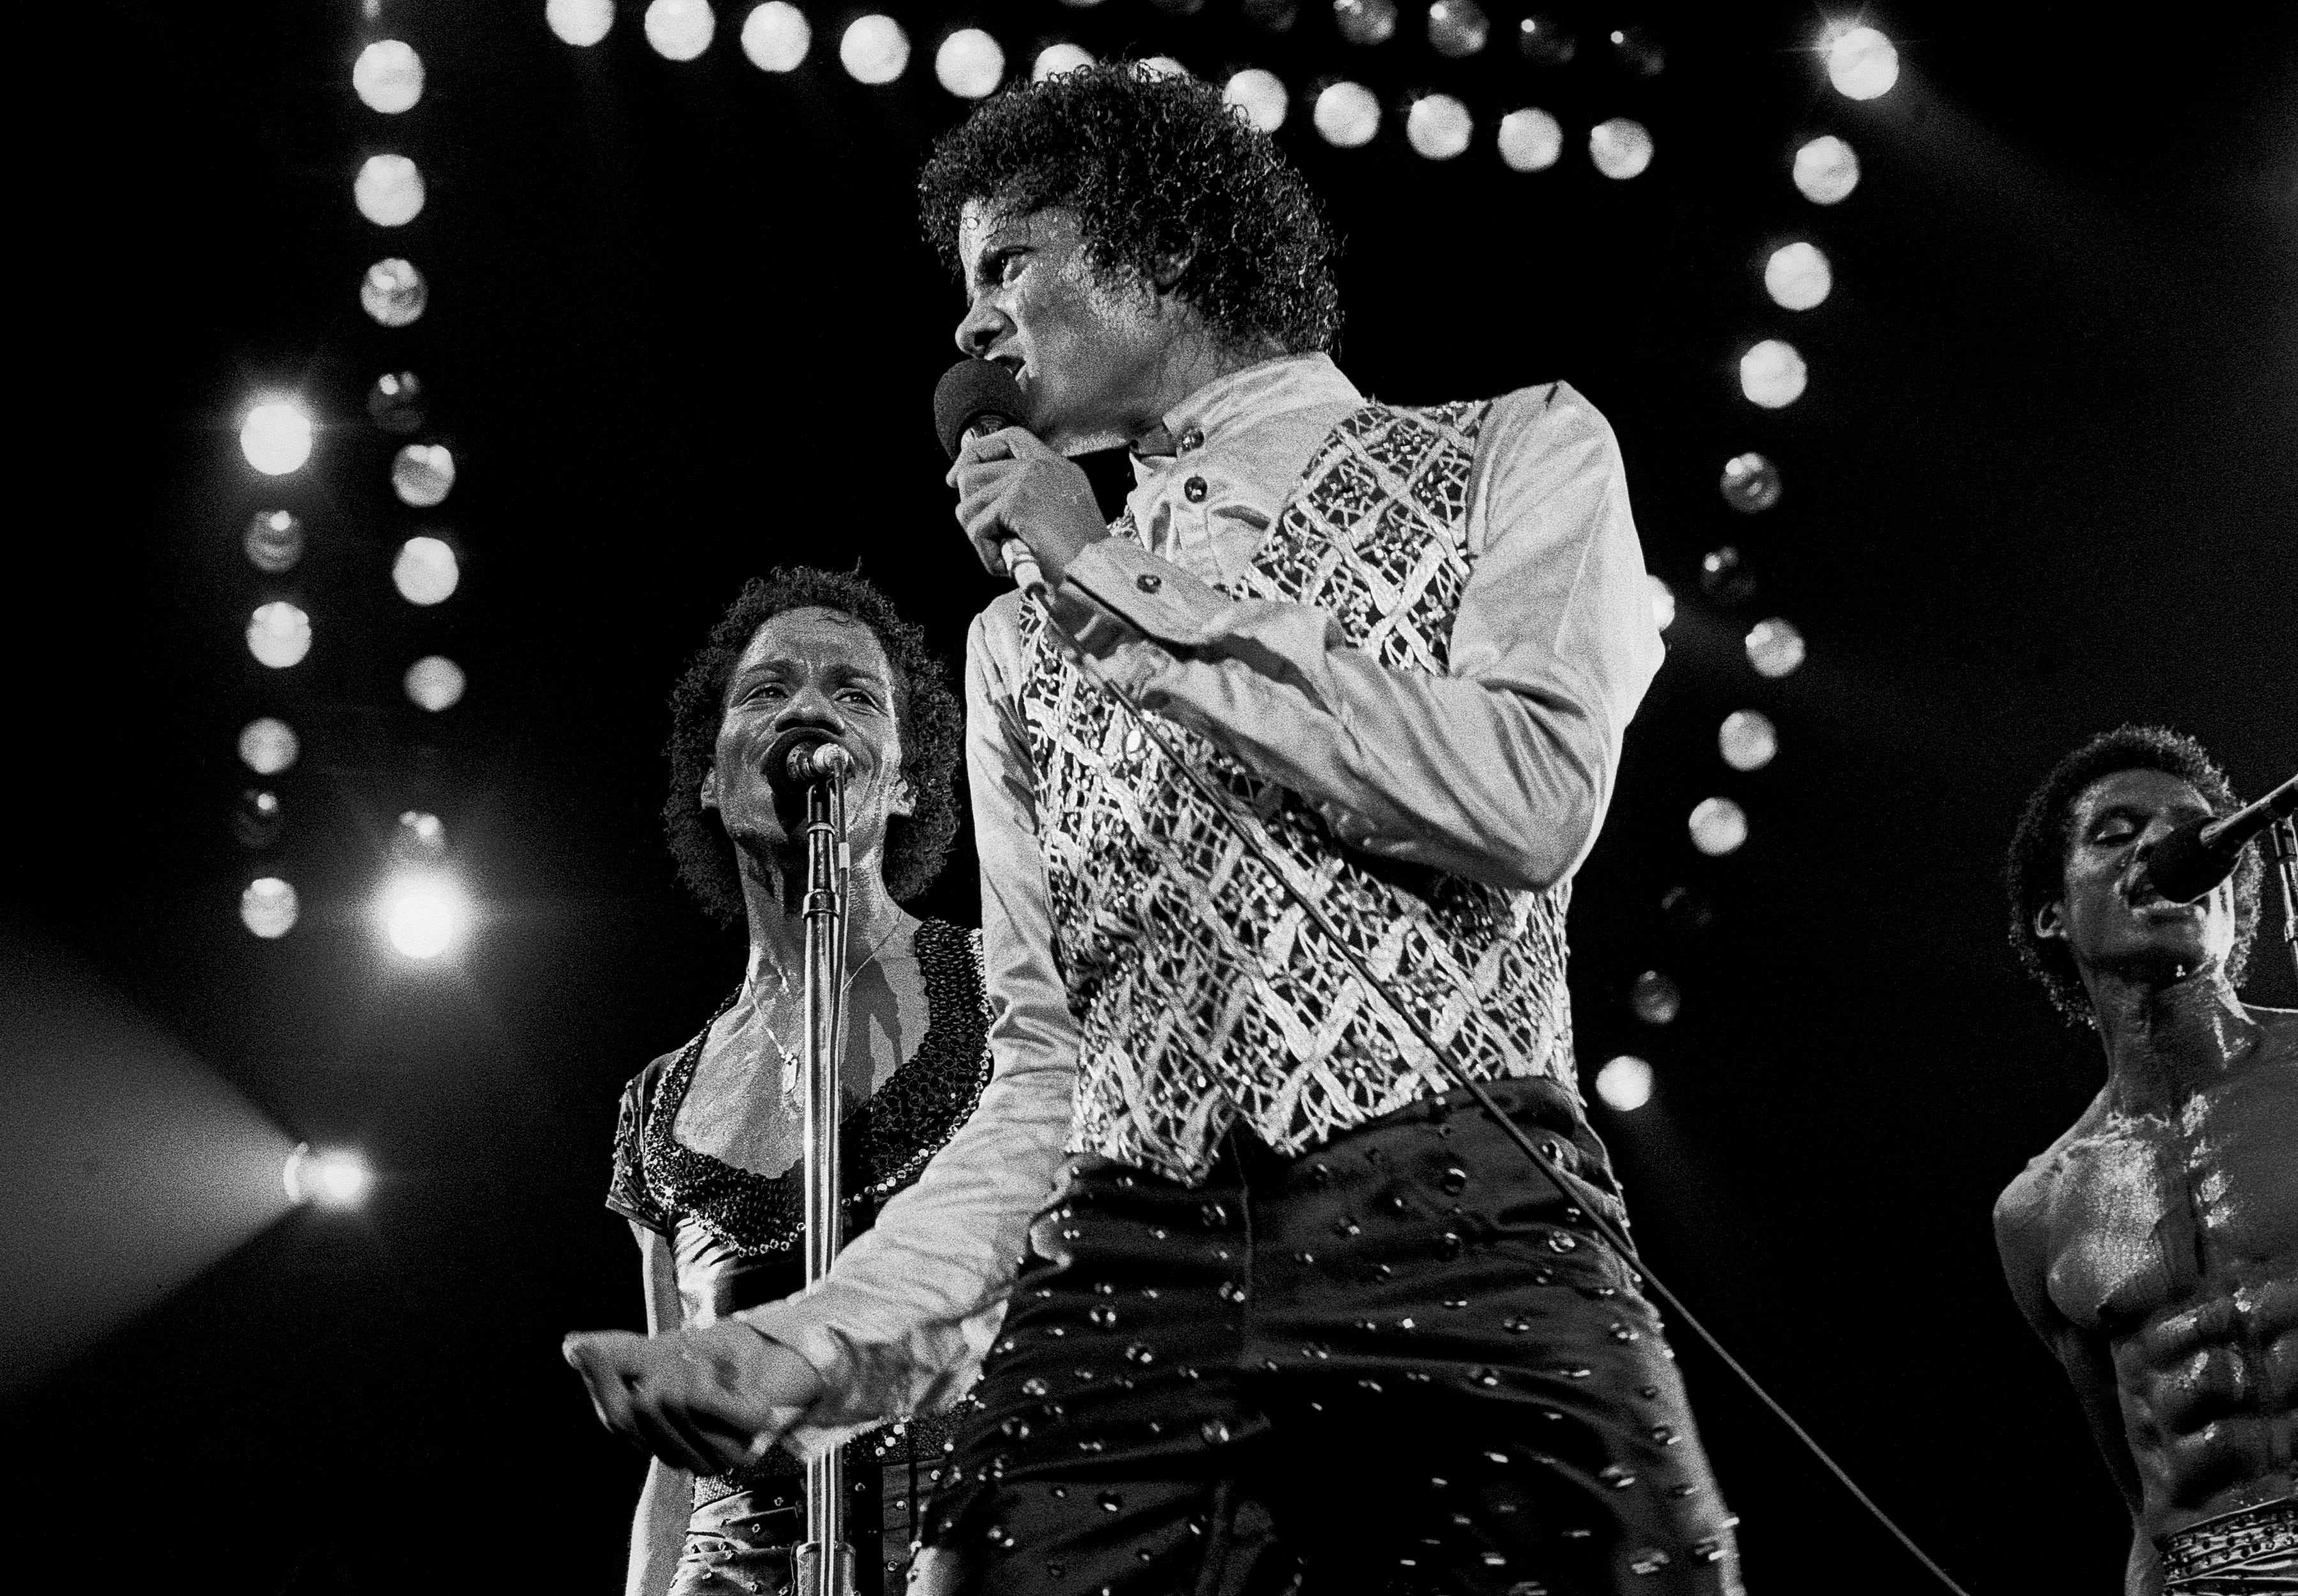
[605,919,992,1498]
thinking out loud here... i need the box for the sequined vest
[1016,400,1578,1186]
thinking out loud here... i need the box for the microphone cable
[1019,585,1978,1596]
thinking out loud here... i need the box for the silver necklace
[740,922,904,1113]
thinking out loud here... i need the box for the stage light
[1765,241,1833,311]
[367,371,424,434]
[741,3,809,70]
[1595,1055,1653,1111]
[1646,574,1675,632]
[1517,13,1574,64]
[1688,797,1748,857]
[394,810,449,862]
[1826,25,1899,100]
[840,15,908,84]
[547,0,616,47]
[1034,43,1093,80]
[1744,617,1806,679]
[354,154,425,227]
[238,717,299,775]
[239,398,313,476]
[234,788,285,850]
[644,0,714,60]
[1699,546,1755,606]
[1738,339,1807,409]
[392,442,456,507]
[246,601,312,669]
[393,536,460,605]
[405,655,467,712]
[1496,107,1562,172]
[1792,135,1860,205]
[1223,68,1288,132]
[243,510,304,573]
[1662,884,1715,934]
[1139,56,1188,79]
[1406,94,1472,161]
[1630,970,1680,1025]
[1719,452,1780,513]
[361,257,428,326]
[284,1145,372,1208]
[240,877,299,938]
[936,29,1003,98]
[1314,81,1379,147]
[1588,117,1653,180]
[1426,0,1487,57]
[352,40,424,113]
[1332,0,1396,47]
[1609,25,1663,76]
[1719,710,1778,772]
[379,868,472,958]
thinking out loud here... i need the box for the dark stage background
[8,2,2295,1592]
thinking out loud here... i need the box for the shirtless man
[1995,725,2297,1592]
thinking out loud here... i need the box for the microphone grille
[933,359,1025,460]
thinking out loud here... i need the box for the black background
[8,1,2295,1591]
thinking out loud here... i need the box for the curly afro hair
[2004,724,2262,1025]
[664,569,963,924]
[919,61,1342,356]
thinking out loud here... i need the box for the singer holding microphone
[1995,725,2297,1593]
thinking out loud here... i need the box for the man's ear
[2034,899,2067,943]
[889,774,915,818]
[1150,250,1192,294]
[699,765,721,813]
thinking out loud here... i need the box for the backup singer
[579,571,990,1596]
[1995,726,2297,1593]
[568,65,1741,1595]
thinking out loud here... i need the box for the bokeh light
[1588,117,1653,179]
[1792,135,1861,205]
[353,154,425,227]
[1406,94,1472,160]
[1739,339,1808,408]
[1426,0,1488,57]
[352,40,424,113]
[1139,56,1188,79]
[405,654,467,711]
[840,15,909,84]
[243,510,304,573]
[1333,0,1397,47]
[1496,107,1563,172]
[1718,709,1778,771]
[395,810,449,862]
[380,869,472,958]
[741,2,810,70]
[234,788,285,850]
[546,0,616,47]
[392,443,456,507]
[1719,452,1781,513]
[239,398,313,476]
[1034,42,1094,80]
[1314,81,1380,147]
[1764,241,1833,310]
[1688,797,1749,857]
[935,28,1003,98]
[1646,574,1675,632]
[246,601,312,669]
[644,0,715,59]
[1700,545,1756,606]
[361,257,428,326]
[1595,1055,1654,1111]
[284,1145,372,1208]
[238,717,299,776]
[1630,970,1681,1026]
[1609,24,1663,75]
[1744,617,1806,679]
[1224,68,1288,132]
[393,536,460,605]
[367,370,424,433]
[1826,25,1899,100]
[1517,13,1575,63]
[240,877,299,939]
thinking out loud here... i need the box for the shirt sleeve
[734,596,1081,1455]
[1058,382,1663,892]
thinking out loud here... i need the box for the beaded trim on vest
[1017,398,1577,1186]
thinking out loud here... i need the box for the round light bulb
[1595,1055,1654,1111]
[1034,43,1094,80]
[1764,241,1833,311]
[239,717,300,775]
[1688,797,1749,857]
[1718,710,1778,771]
[380,870,472,958]
[405,654,467,712]
[740,2,809,70]
[839,15,909,84]
[1646,575,1676,632]
[1406,94,1473,161]
[1718,452,1781,513]
[1744,618,1806,679]
[1792,135,1860,205]
[352,40,424,113]
[644,0,716,60]
[1313,80,1380,148]
[1496,107,1562,172]
[1739,339,1807,409]
[935,28,1003,98]
[1826,26,1899,100]
[240,399,313,475]
[361,257,428,326]
[393,536,460,605]
[246,601,312,669]
[354,154,425,227]
[1224,68,1288,133]
[241,877,299,938]
[1588,117,1654,180]
[546,0,616,47]
[392,443,456,507]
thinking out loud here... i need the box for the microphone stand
[2269,816,2298,988]
[795,768,855,1596]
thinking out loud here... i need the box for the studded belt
[2160,1498,2298,1588]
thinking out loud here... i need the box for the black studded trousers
[924,1078,1743,1596]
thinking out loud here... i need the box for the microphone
[933,358,1046,594]
[2137,772,2298,904]
[763,727,854,799]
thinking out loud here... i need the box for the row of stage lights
[233,29,474,974]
